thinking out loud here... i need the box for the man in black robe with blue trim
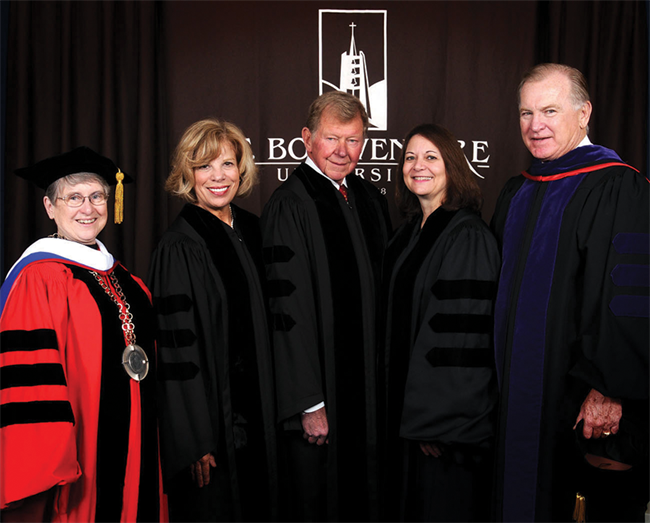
[491,63,649,522]
[261,91,391,522]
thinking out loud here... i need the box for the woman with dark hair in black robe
[382,124,500,522]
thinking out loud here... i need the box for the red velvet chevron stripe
[522,162,638,182]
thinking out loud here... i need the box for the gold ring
[603,431,611,437]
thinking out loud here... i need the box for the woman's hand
[190,452,217,487]
[419,441,443,458]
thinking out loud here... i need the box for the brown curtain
[2,1,647,278]
[4,0,168,277]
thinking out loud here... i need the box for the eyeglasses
[57,191,109,207]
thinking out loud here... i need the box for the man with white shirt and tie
[261,91,391,522]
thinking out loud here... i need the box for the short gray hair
[45,172,110,202]
[518,63,590,110]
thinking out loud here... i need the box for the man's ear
[302,127,313,154]
[579,101,592,129]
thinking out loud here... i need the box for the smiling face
[519,72,592,161]
[193,141,240,220]
[44,180,108,245]
[402,134,448,212]
[302,108,364,183]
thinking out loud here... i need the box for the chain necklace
[90,270,149,381]
[49,233,70,240]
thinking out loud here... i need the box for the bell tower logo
[255,8,489,184]
[319,10,388,131]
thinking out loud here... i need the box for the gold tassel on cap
[573,493,586,523]
[114,169,124,224]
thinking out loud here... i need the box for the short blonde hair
[166,118,258,202]
[305,91,369,135]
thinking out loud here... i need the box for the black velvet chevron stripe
[263,245,295,264]
[267,279,296,298]
[431,279,497,300]
[1,400,75,427]
[0,329,58,353]
[157,329,197,349]
[271,313,296,331]
[1,363,67,389]
[155,294,193,315]
[157,362,200,381]
[425,346,494,368]
[429,313,492,334]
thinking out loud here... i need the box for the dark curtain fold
[4,0,169,277]
[1,1,9,276]
[534,0,648,174]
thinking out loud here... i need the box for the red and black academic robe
[147,203,278,522]
[382,207,499,522]
[260,163,392,521]
[491,145,649,522]
[0,238,165,522]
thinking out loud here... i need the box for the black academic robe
[260,163,392,521]
[491,145,649,522]
[147,204,278,522]
[382,208,499,522]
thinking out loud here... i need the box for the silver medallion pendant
[122,344,149,381]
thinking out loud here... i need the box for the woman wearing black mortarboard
[0,147,168,522]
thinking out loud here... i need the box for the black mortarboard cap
[14,146,133,224]
[14,146,132,190]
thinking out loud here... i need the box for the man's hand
[190,452,217,487]
[302,407,329,445]
[574,388,622,439]
[419,441,443,458]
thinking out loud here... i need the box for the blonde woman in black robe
[148,119,278,522]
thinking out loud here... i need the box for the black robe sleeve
[399,215,500,446]
[147,233,224,480]
[261,191,325,422]
[568,167,649,399]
